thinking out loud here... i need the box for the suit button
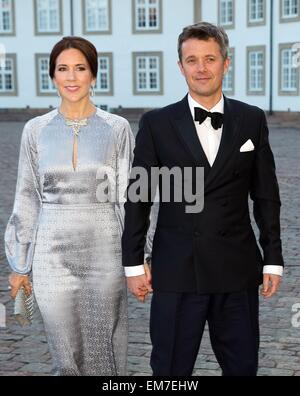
[219,230,227,237]
[194,231,201,237]
[233,170,240,177]
[222,200,229,207]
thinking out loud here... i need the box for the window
[247,46,265,95]
[219,0,234,28]
[133,0,162,33]
[36,55,56,95]
[0,0,14,35]
[279,44,299,95]
[35,0,62,34]
[95,53,113,95]
[0,53,17,95]
[248,0,266,26]
[223,48,234,95]
[83,0,111,34]
[280,0,300,22]
[133,52,163,95]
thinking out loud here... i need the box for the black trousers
[150,287,259,376]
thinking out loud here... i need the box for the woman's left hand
[8,272,32,299]
[144,262,153,293]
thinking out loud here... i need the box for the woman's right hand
[8,272,32,299]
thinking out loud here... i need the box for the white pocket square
[240,139,255,152]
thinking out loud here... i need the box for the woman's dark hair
[49,36,98,79]
[178,22,229,62]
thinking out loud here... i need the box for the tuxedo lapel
[170,95,211,174]
[204,96,242,189]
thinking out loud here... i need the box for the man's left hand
[261,274,282,298]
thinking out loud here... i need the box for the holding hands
[126,262,153,303]
[8,272,32,299]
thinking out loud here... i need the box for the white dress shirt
[188,94,224,166]
[125,94,283,277]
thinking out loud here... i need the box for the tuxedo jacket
[122,95,284,293]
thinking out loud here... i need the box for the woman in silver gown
[5,37,135,376]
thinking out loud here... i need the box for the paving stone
[0,361,24,371]
[0,353,14,361]
[263,349,296,357]
[258,357,276,368]
[193,369,221,376]
[194,361,220,370]
[258,368,295,376]
[18,363,52,373]
[277,362,300,370]
[0,347,12,353]
[12,354,50,364]
[128,348,150,357]
[131,372,152,376]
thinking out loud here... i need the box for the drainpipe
[269,0,274,115]
[70,0,74,36]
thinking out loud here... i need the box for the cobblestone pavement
[0,121,299,376]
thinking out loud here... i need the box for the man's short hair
[178,22,229,62]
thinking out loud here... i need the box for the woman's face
[53,48,96,104]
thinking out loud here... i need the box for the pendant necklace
[65,118,88,171]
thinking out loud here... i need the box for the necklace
[59,106,96,171]
[65,118,88,171]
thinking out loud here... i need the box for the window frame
[278,43,300,95]
[246,45,266,96]
[247,0,266,27]
[0,0,16,36]
[34,0,63,36]
[35,53,57,96]
[94,52,114,96]
[218,0,235,29]
[82,0,112,35]
[0,53,18,96]
[280,0,300,23]
[223,47,235,96]
[132,51,163,95]
[132,0,163,34]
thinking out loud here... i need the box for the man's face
[178,38,230,101]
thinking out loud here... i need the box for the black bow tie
[194,107,224,130]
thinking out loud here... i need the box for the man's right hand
[126,263,153,303]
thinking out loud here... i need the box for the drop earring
[90,85,95,97]
[54,85,61,97]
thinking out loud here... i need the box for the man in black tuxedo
[122,22,284,376]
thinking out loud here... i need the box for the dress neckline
[57,107,97,122]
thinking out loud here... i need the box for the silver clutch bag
[14,286,35,326]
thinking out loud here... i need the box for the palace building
[0,0,299,112]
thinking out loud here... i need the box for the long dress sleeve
[4,120,42,275]
[114,120,135,237]
[116,118,158,266]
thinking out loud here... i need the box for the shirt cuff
[263,265,283,277]
[124,265,145,277]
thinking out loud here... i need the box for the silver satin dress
[5,108,135,376]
